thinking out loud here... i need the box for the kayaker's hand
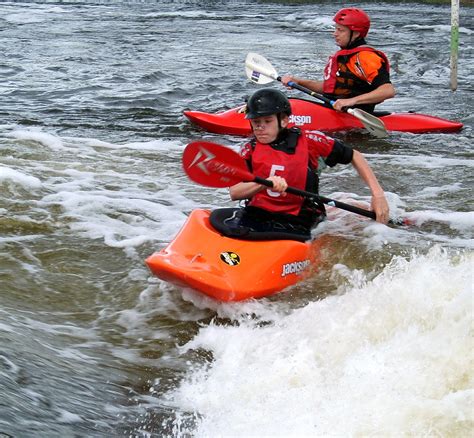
[280,75,296,89]
[371,193,389,224]
[332,97,357,112]
[267,176,288,194]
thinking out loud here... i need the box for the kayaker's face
[333,23,359,48]
[250,114,288,143]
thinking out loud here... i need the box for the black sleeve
[324,139,353,167]
[371,66,391,88]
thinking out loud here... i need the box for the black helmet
[245,88,291,119]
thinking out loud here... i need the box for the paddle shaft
[256,175,405,225]
[253,176,376,220]
[284,79,378,123]
[284,78,335,106]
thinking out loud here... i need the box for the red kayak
[184,97,463,136]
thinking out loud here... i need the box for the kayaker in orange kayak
[281,7,396,114]
[228,88,389,238]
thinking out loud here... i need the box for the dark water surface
[1,1,473,437]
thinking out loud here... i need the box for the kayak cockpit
[209,207,311,242]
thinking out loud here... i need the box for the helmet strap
[349,30,355,46]
[277,113,282,130]
[347,36,365,50]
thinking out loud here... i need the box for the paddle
[183,140,402,223]
[244,52,389,139]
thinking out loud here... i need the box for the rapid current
[0,1,473,437]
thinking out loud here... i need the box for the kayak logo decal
[289,114,312,126]
[220,251,241,266]
[281,259,310,277]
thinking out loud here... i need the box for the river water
[0,1,473,437]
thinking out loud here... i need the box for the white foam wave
[74,137,183,152]
[404,210,474,231]
[369,153,474,169]
[144,11,219,19]
[298,15,333,31]
[40,189,187,248]
[8,129,65,151]
[167,246,474,436]
[403,24,473,35]
[0,165,42,190]
[417,183,463,197]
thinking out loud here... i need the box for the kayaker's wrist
[370,186,385,198]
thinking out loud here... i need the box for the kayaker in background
[228,88,389,239]
[281,7,396,114]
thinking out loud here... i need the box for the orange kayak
[145,209,323,301]
[184,97,463,136]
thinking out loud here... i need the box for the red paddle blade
[182,141,254,188]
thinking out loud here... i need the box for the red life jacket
[323,46,390,97]
[248,133,309,215]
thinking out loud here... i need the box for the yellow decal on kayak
[220,251,241,266]
[281,259,310,277]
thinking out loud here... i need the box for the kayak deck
[183,97,463,136]
[146,209,322,301]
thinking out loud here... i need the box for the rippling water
[1,1,473,437]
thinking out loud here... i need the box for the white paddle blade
[348,108,389,138]
[245,52,279,83]
[245,65,274,84]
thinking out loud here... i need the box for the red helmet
[333,8,370,38]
